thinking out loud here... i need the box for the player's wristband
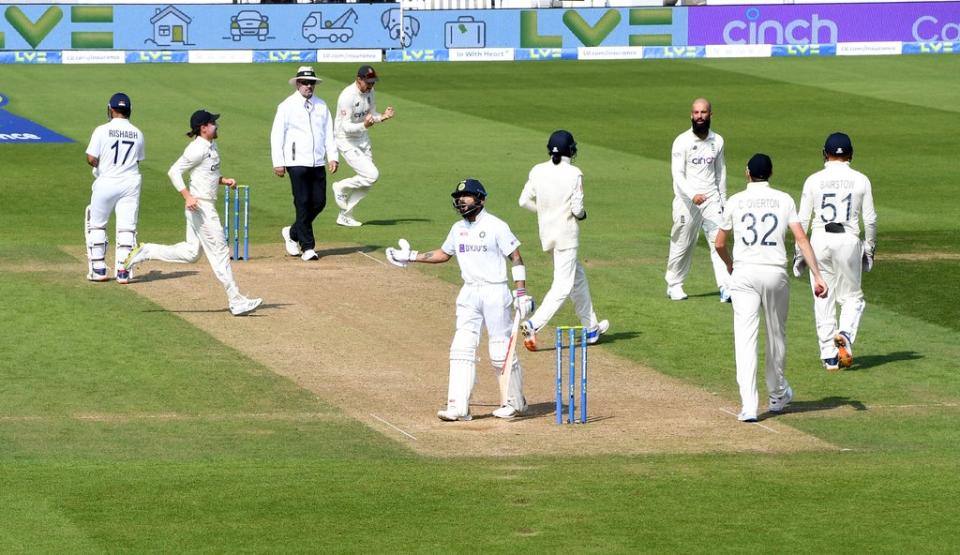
[407,250,419,262]
[514,288,526,298]
[511,265,526,282]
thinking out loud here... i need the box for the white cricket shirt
[86,117,145,183]
[721,181,799,268]
[334,82,380,149]
[798,160,877,253]
[441,209,521,285]
[671,128,726,202]
[518,157,585,252]
[167,136,221,201]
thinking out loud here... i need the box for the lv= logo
[3,6,113,49]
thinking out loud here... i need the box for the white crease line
[370,413,417,441]
[358,250,387,266]
[718,408,780,434]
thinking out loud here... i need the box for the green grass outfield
[1,56,959,552]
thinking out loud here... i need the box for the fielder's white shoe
[521,320,537,352]
[492,400,528,419]
[229,296,263,316]
[737,411,758,423]
[301,249,319,261]
[123,243,146,272]
[587,319,610,345]
[834,332,853,368]
[87,267,109,282]
[116,269,131,285]
[768,384,793,413]
[281,226,301,256]
[437,409,472,422]
[666,285,688,301]
[336,211,362,227]
[719,287,732,303]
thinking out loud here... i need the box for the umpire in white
[715,154,828,422]
[795,132,878,370]
[271,66,339,261]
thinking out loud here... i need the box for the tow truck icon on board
[302,9,358,44]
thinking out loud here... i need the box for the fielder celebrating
[386,179,534,421]
[331,64,395,227]
[665,97,730,302]
[124,110,262,317]
[795,132,878,370]
[84,92,144,284]
[518,130,608,351]
[715,154,828,422]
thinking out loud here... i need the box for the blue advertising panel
[0,92,74,143]
[0,4,689,51]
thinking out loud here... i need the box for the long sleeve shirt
[334,82,381,150]
[168,136,221,201]
[518,157,585,252]
[671,128,726,203]
[798,160,878,254]
[270,91,337,168]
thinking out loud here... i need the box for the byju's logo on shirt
[459,243,488,253]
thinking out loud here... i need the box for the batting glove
[862,251,874,273]
[513,289,536,320]
[386,239,418,268]
[792,253,808,278]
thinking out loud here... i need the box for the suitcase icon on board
[444,16,485,49]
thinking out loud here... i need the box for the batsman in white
[518,130,608,352]
[123,110,262,317]
[794,132,878,370]
[330,64,395,227]
[715,154,828,423]
[665,97,731,302]
[386,179,535,421]
[84,92,144,284]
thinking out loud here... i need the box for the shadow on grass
[846,351,923,371]
[529,330,641,353]
[144,302,292,315]
[361,218,432,226]
[318,245,381,258]
[135,270,199,282]
[772,396,868,417]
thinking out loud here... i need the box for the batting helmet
[547,130,577,158]
[451,178,487,218]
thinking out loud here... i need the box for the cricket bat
[499,310,522,407]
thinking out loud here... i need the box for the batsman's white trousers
[86,176,141,273]
[332,144,379,215]
[528,247,599,332]
[665,195,729,290]
[141,199,242,304]
[446,283,524,415]
[729,264,791,417]
[809,231,865,359]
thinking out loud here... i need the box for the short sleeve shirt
[441,210,520,284]
[721,182,799,268]
[86,118,145,182]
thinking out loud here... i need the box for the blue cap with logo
[747,153,773,180]
[108,92,131,115]
[452,178,487,199]
[824,132,853,156]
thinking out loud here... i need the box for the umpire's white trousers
[729,264,791,417]
[141,200,242,304]
[809,231,865,359]
[528,247,599,332]
[665,195,729,290]
[446,284,525,415]
[332,144,379,215]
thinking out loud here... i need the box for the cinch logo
[913,16,960,41]
[723,8,837,45]
[690,156,715,165]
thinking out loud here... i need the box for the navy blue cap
[452,178,487,199]
[190,109,219,130]
[108,92,131,114]
[824,132,853,156]
[747,153,773,180]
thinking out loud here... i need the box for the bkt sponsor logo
[723,8,837,45]
[913,16,960,42]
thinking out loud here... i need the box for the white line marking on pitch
[358,250,387,266]
[718,408,780,434]
[370,413,417,441]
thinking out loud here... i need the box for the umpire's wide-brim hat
[289,66,321,86]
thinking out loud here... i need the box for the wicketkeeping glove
[792,253,808,278]
[513,289,535,320]
[862,251,874,273]
[385,239,418,268]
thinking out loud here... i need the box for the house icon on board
[147,5,193,46]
